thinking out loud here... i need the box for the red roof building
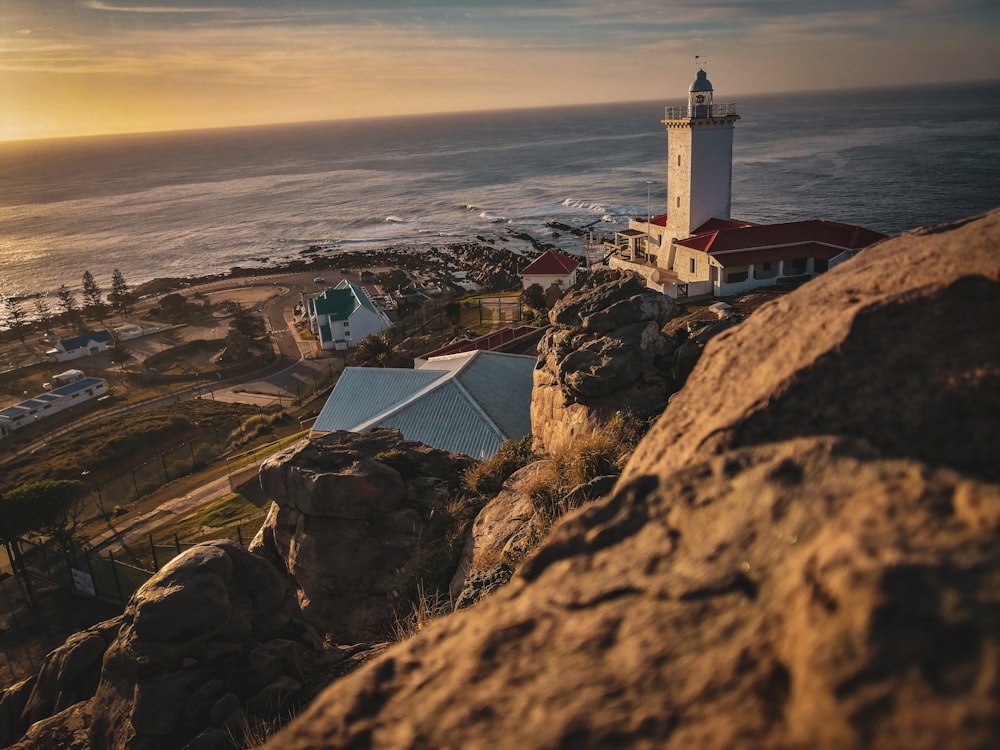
[605,70,886,299]
[519,249,581,290]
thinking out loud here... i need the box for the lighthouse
[604,67,885,300]
[663,68,740,246]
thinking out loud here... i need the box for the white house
[519,249,580,291]
[307,280,392,351]
[607,69,885,298]
[0,377,108,438]
[47,329,114,362]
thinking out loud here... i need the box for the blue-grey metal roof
[52,377,105,396]
[57,330,113,350]
[452,352,534,441]
[312,368,444,432]
[310,351,535,458]
[0,378,106,421]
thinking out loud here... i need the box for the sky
[1,0,998,141]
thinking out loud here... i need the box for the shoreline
[131,225,578,300]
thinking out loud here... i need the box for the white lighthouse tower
[663,68,739,246]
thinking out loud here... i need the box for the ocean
[1,80,999,300]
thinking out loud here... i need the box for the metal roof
[56,329,113,351]
[689,69,713,92]
[310,350,535,459]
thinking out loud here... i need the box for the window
[689,258,696,274]
[676,196,681,208]
[677,154,681,166]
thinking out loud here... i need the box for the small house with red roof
[606,69,886,298]
[519,249,580,291]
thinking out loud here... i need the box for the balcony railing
[664,102,739,120]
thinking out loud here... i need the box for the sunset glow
[1,0,998,141]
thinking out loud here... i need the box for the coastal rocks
[88,541,299,750]
[251,429,474,643]
[260,210,1000,749]
[531,268,674,451]
[452,242,529,290]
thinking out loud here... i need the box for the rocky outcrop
[531,269,675,451]
[448,461,551,603]
[88,541,303,750]
[251,429,475,643]
[262,210,1000,749]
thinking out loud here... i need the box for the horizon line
[3,76,997,147]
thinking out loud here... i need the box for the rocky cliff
[531,269,676,451]
[263,210,1000,748]
[249,429,475,644]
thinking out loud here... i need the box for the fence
[13,516,264,608]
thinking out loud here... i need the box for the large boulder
[88,541,298,750]
[17,617,121,729]
[531,269,674,451]
[266,439,1000,749]
[262,210,1000,749]
[250,429,475,643]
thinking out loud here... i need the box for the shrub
[524,411,655,520]
[462,435,536,496]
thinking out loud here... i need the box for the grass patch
[525,411,653,522]
[462,435,536,496]
[153,492,265,542]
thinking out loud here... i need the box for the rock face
[0,616,120,748]
[531,269,675,451]
[263,210,1000,749]
[251,429,475,643]
[88,541,301,750]
[448,461,551,603]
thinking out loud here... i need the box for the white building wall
[666,120,736,243]
[688,125,735,231]
[521,271,576,290]
[342,307,390,349]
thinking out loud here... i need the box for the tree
[520,283,547,313]
[56,284,82,331]
[229,304,265,339]
[82,270,108,322]
[1,296,29,343]
[0,480,84,553]
[353,331,393,367]
[33,297,52,333]
[108,331,131,368]
[444,299,462,327]
[109,268,132,315]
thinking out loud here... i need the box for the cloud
[81,1,223,12]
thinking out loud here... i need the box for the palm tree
[353,331,393,367]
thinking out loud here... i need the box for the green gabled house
[307,280,391,351]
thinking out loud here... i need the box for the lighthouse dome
[689,69,713,93]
